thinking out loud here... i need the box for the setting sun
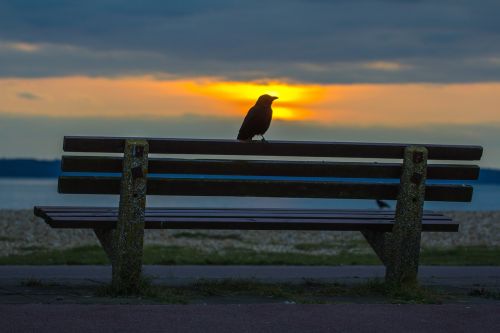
[183,80,326,120]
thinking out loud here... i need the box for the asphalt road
[2,265,500,288]
[2,303,500,333]
[2,266,499,332]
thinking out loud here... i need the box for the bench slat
[35,207,457,232]
[34,206,444,213]
[57,176,473,202]
[34,207,446,218]
[61,156,480,180]
[63,137,483,160]
[41,211,451,220]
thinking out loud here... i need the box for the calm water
[0,178,498,210]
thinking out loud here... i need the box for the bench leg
[111,139,149,293]
[385,146,428,286]
[94,229,115,262]
[361,230,389,266]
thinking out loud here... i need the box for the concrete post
[112,139,149,293]
[385,146,428,286]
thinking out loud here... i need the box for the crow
[376,199,391,210]
[237,94,278,141]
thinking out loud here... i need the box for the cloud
[17,91,41,100]
[0,41,40,53]
[362,61,411,71]
[0,1,500,83]
[3,76,500,126]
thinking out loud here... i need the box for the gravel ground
[1,210,500,256]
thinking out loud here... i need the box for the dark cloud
[0,0,500,82]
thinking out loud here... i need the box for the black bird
[376,199,391,210]
[237,94,278,141]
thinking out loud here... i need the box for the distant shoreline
[0,159,60,178]
[0,175,58,179]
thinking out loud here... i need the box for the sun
[184,80,325,120]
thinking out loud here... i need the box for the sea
[1,178,499,211]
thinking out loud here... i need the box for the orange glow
[182,80,326,120]
[1,76,500,127]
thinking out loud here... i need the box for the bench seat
[35,206,457,232]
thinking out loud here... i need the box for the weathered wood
[57,176,473,202]
[44,211,451,220]
[63,136,483,160]
[112,140,149,293]
[43,216,457,231]
[61,156,480,180]
[34,206,446,216]
[385,146,428,286]
[34,207,458,232]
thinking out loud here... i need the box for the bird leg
[260,135,267,142]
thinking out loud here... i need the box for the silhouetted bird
[237,94,278,141]
[376,199,391,210]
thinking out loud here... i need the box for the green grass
[172,232,243,241]
[420,246,500,266]
[295,242,340,251]
[0,245,380,265]
[1,244,499,266]
[0,236,20,242]
[0,245,110,265]
[294,240,368,251]
[95,278,445,304]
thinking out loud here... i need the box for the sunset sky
[1,1,500,166]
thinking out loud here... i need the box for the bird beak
[271,96,278,100]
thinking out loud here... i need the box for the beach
[1,210,499,257]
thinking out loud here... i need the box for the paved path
[2,266,500,332]
[1,265,500,289]
[2,303,500,333]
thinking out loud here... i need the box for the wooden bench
[34,136,482,291]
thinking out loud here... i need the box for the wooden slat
[47,217,395,231]
[34,206,445,216]
[57,176,473,202]
[38,213,458,232]
[40,211,451,220]
[61,156,480,180]
[35,206,441,212]
[63,137,483,160]
[35,206,456,231]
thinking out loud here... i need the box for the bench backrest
[59,136,482,203]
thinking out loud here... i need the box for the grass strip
[1,245,499,265]
[96,278,446,304]
[172,232,243,241]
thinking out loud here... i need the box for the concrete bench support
[386,145,428,285]
[95,139,149,292]
[362,146,428,287]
